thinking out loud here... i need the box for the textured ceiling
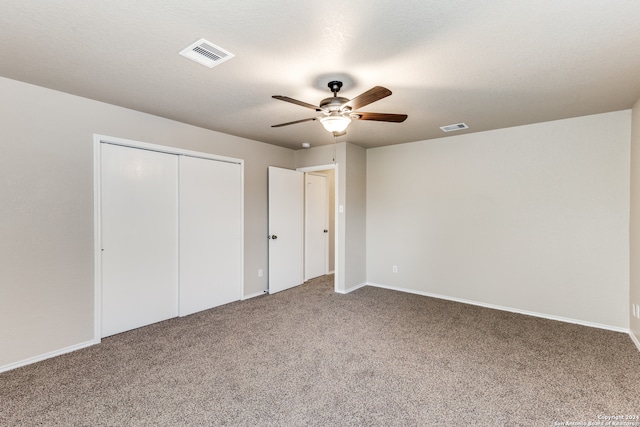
[1,1,640,150]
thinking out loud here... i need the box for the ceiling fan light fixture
[319,114,351,133]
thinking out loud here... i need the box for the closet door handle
[269,235,278,239]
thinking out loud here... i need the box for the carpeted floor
[1,274,639,426]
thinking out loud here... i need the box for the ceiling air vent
[179,38,234,68]
[440,123,469,132]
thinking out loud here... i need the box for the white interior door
[100,143,179,337]
[305,173,328,280]
[179,156,242,316]
[268,166,304,294]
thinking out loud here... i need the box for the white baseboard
[0,339,99,374]
[630,331,640,352]
[5,285,636,374]
[242,290,267,300]
[365,282,629,334]
[336,282,367,294]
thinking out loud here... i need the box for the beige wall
[367,111,631,329]
[2,72,635,371]
[0,76,294,369]
[295,143,338,170]
[327,168,336,272]
[630,99,640,345]
[344,143,367,289]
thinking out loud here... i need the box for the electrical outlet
[392,265,398,273]
[258,269,263,278]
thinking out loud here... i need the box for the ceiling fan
[271,81,408,136]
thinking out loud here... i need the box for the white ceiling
[1,1,640,150]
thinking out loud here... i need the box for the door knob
[269,235,278,239]
[323,229,328,233]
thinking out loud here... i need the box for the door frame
[93,134,244,343]
[297,164,338,293]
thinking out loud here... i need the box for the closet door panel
[179,156,242,316]
[100,144,179,337]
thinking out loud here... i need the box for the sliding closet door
[100,144,179,337]
[179,156,242,316]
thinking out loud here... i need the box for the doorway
[305,172,328,280]
[298,165,337,289]
[267,164,338,294]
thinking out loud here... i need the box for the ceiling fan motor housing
[319,96,350,113]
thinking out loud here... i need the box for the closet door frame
[93,134,244,343]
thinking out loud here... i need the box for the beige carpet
[1,274,639,426]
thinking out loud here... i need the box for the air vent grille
[440,123,469,132]
[180,38,234,68]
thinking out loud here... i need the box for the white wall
[0,76,294,370]
[630,99,640,345]
[367,111,630,329]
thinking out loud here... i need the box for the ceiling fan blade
[271,117,317,128]
[343,86,392,110]
[354,112,408,122]
[272,95,319,111]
